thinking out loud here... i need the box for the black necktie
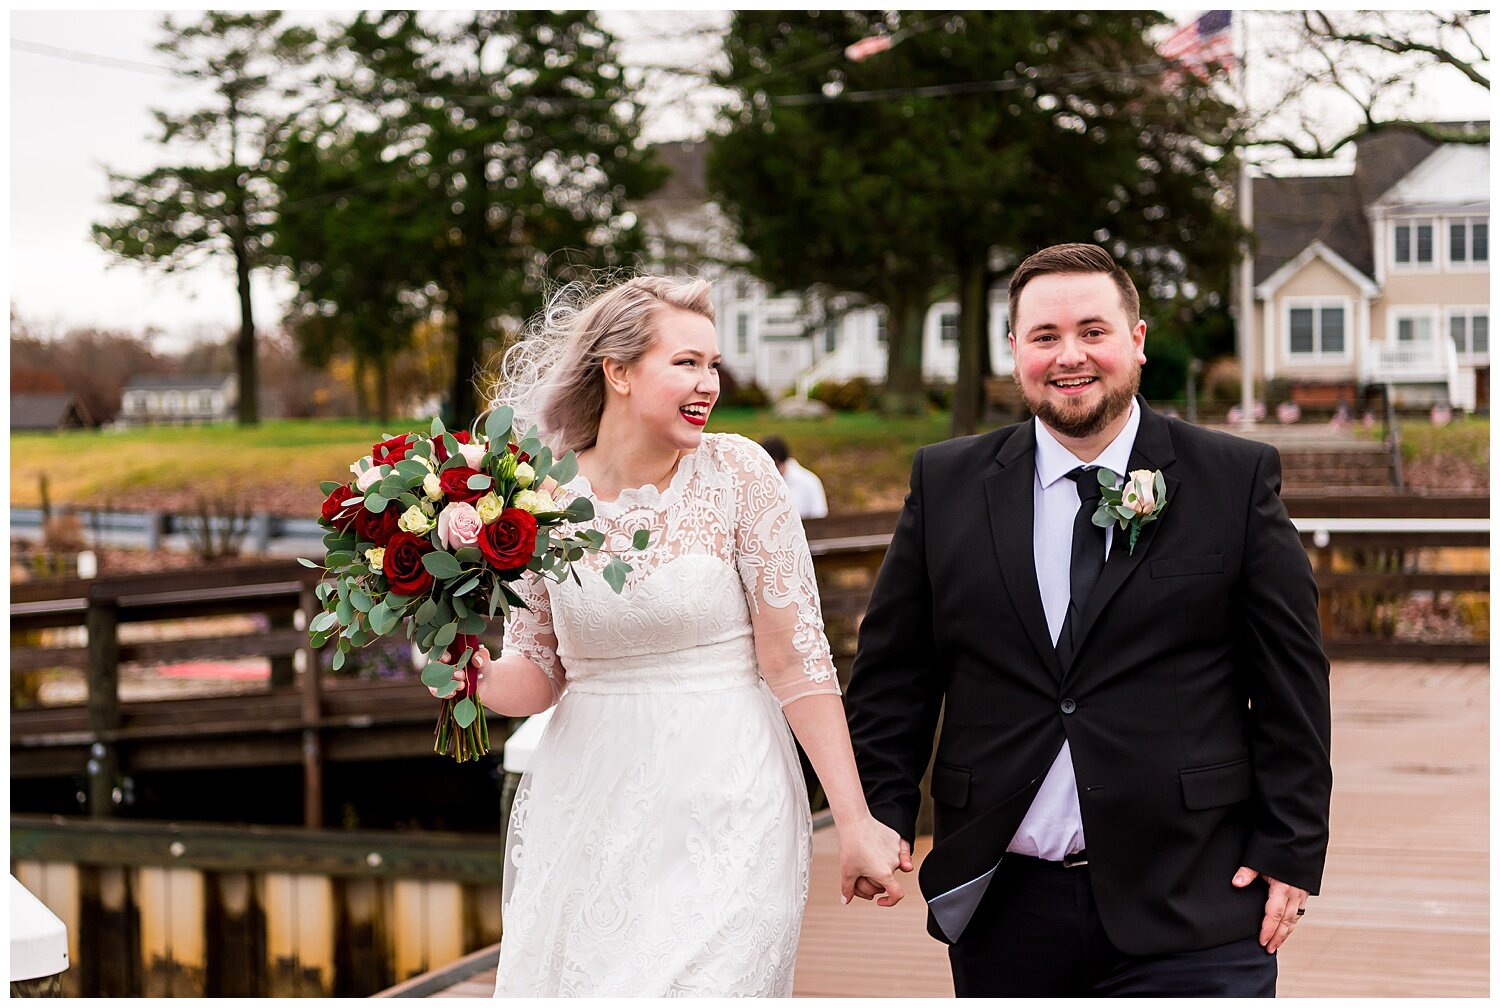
[1056,466,1106,670]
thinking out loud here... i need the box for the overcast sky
[8,10,1490,353]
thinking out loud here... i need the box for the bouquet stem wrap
[434,633,489,762]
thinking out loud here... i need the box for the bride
[451,275,909,996]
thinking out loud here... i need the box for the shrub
[809,377,876,411]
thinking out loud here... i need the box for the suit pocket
[1180,757,1252,810]
[930,762,971,809]
[1151,554,1224,578]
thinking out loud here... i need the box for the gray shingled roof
[11,392,91,430]
[1252,125,1471,285]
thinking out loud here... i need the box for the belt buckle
[1062,850,1089,868]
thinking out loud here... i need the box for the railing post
[85,593,121,818]
[300,585,324,829]
[1382,384,1405,491]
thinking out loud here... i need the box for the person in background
[761,435,829,519]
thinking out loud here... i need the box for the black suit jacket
[845,398,1332,955]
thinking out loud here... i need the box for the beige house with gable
[1251,124,1489,412]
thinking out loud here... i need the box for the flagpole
[1235,10,1256,430]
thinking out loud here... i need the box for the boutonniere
[1092,468,1167,555]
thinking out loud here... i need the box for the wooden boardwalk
[390,659,1488,998]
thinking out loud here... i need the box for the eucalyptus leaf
[422,552,464,580]
[331,649,346,671]
[453,697,478,729]
[602,558,630,594]
[549,451,578,486]
[297,557,321,569]
[434,622,458,650]
[466,473,493,491]
[310,610,339,634]
[455,547,483,565]
[485,406,514,446]
[351,591,374,613]
[325,551,354,568]
[416,599,438,624]
[322,531,355,551]
[565,496,595,523]
[320,480,343,495]
[489,580,506,619]
[421,661,456,689]
[453,593,470,619]
[434,679,461,700]
[631,528,651,551]
[336,598,354,624]
[1097,467,1117,488]
[460,613,487,635]
[364,493,389,514]
[453,574,482,596]
[430,416,446,438]
[395,459,430,481]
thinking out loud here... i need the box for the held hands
[1232,866,1309,953]
[839,815,914,908]
[428,644,491,699]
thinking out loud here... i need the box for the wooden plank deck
[394,659,1488,997]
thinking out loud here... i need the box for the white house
[117,374,238,427]
[1251,125,1488,412]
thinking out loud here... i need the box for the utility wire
[11,37,179,76]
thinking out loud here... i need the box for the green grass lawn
[11,411,960,516]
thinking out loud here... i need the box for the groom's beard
[1013,362,1141,441]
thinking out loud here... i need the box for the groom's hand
[1232,866,1309,953]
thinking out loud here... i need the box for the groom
[844,243,1331,996]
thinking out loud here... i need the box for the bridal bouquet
[306,408,638,762]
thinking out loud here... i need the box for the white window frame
[1444,215,1489,272]
[1283,297,1352,362]
[939,312,959,344]
[735,312,750,355]
[1446,305,1489,361]
[1391,216,1437,272]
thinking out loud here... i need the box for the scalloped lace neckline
[567,443,703,515]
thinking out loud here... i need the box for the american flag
[1159,10,1235,81]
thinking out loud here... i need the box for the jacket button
[1060,698,1077,714]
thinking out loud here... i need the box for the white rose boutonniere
[1091,468,1168,555]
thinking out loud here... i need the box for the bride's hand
[838,814,913,908]
[428,644,491,699]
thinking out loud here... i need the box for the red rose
[320,484,361,532]
[439,466,486,505]
[433,430,472,463]
[479,508,538,572]
[382,532,434,595]
[355,503,402,546]
[372,434,416,466]
[506,441,532,464]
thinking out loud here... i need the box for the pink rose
[436,501,484,550]
[458,441,488,469]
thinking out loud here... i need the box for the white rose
[423,473,444,501]
[513,462,535,488]
[458,442,487,469]
[1121,470,1158,516]
[397,505,434,535]
[365,547,386,568]
[352,460,383,492]
[513,489,555,514]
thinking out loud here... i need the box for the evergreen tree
[92,11,316,426]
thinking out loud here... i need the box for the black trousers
[947,854,1277,997]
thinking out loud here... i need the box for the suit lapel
[982,422,1064,680]
[1070,398,1178,665]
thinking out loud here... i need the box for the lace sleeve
[723,436,840,707]
[500,573,567,701]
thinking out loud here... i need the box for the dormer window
[1393,218,1435,268]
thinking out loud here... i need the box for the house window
[1393,218,1435,268]
[198,393,215,413]
[735,313,749,355]
[823,324,837,354]
[1449,308,1489,357]
[1397,315,1433,344]
[1448,217,1488,266]
[875,311,887,346]
[1286,300,1347,358]
[939,313,959,343]
[734,276,753,301]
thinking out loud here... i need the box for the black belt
[1004,849,1089,869]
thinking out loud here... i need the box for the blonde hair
[492,274,715,455]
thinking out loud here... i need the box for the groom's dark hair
[1007,243,1141,336]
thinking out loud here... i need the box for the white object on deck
[10,876,69,982]
[502,706,555,775]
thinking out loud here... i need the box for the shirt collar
[1033,399,1141,489]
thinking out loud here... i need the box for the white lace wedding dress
[493,433,840,997]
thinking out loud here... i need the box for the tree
[1250,10,1489,160]
[709,12,950,416]
[710,12,1243,427]
[305,11,666,426]
[92,11,316,426]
